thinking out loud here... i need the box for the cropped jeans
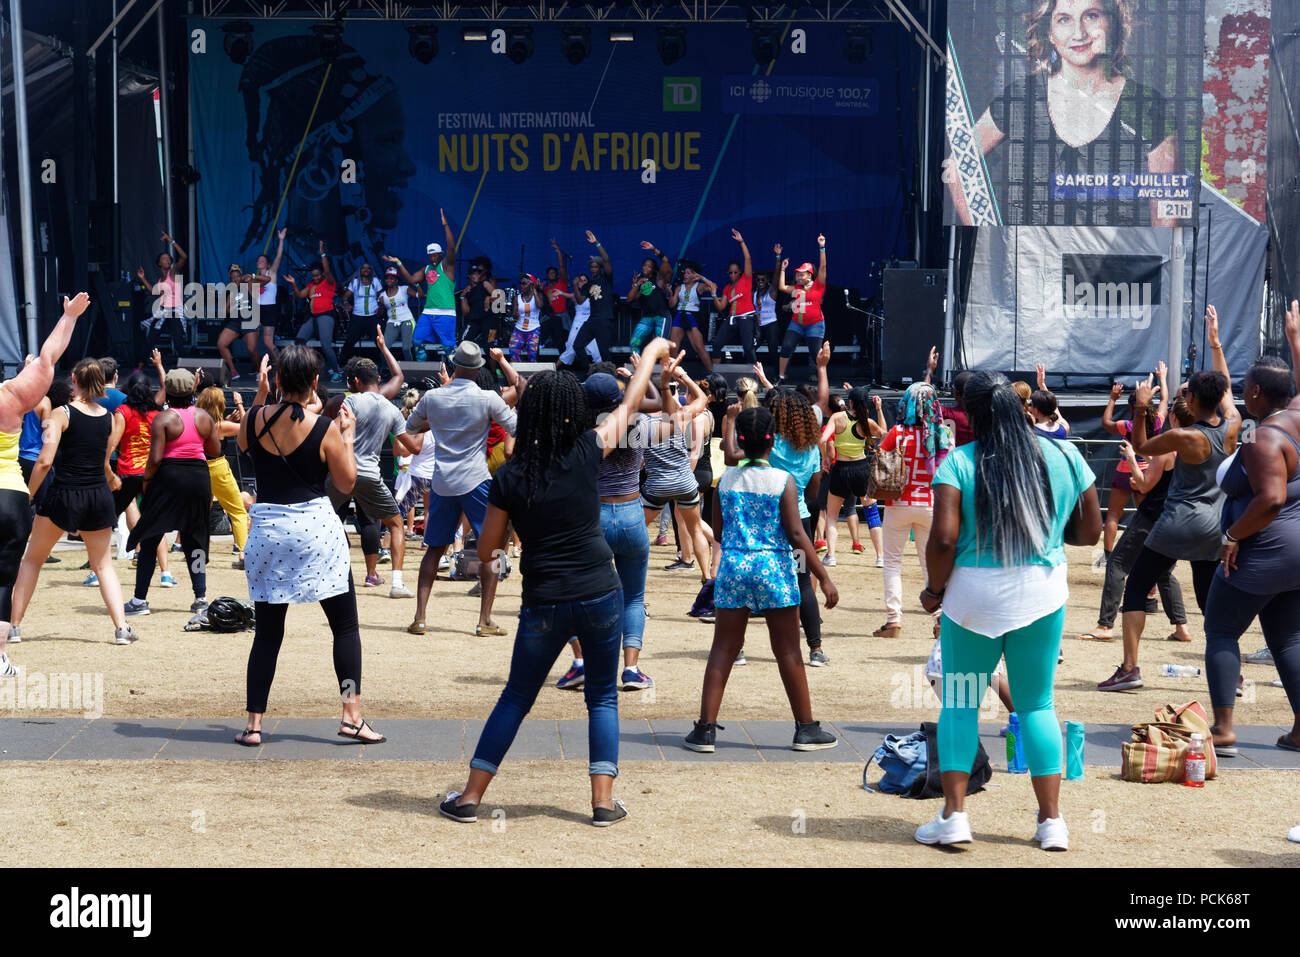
[471,587,623,777]
[600,500,649,651]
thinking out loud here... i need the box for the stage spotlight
[844,25,872,64]
[222,21,253,65]
[657,25,686,65]
[608,29,636,42]
[562,26,591,65]
[462,27,489,42]
[407,25,438,63]
[750,24,780,66]
[506,26,534,64]
[313,22,344,63]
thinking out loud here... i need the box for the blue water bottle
[1006,712,1028,773]
[1065,721,1086,780]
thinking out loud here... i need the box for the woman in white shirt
[379,266,416,360]
[755,272,781,361]
[558,274,602,371]
[510,274,544,362]
[669,265,714,372]
[341,262,384,364]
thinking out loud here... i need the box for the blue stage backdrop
[189,18,916,294]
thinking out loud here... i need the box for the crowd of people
[4,269,1299,849]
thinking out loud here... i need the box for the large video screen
[944,0,1204,227]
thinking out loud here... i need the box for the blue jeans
[471,587,624,777]
[600,500,649,650]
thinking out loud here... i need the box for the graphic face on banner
[192,19,913,295]
[944,0,1204,227]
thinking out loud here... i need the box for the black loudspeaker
[711,364,759,391]
[882,268,946,387]
[176,356,230,389]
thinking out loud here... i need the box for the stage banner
[965,226,1173,375]
[188,19,913,291]
[944,0,1205,227]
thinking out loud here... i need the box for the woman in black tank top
[10,358,138,645]
[234,347,387,747]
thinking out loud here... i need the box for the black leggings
[799,515,822,650]
[756,321,781,359]
[1121,547,1216,616]
[1203,576,1300,711]
[246,572,362,714]
[340,313,382,365]
[712,313,757,364]
[0,488,31,623]
[134,531,207,601]
[341,502,382,557]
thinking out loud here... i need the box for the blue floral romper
[715,463,800,612]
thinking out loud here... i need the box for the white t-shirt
[758,290,778,326]
[677,282,702,313]
[348,277,382,316]
[573,297,591,324]
[515,293,542,333]
[380,285,414,325]
[259,278,277,306]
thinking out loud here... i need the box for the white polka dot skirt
[244,497,351,604]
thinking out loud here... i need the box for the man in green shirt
[385,207,457,360]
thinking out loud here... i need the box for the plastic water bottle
[1183,733,1207,788]
[1065,721,1085,780]
[1160,664,1201,678]
[1005,712,1028,773]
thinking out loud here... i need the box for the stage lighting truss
[408,24,438,62]
[562,25,591,64]
[221,21,254,65]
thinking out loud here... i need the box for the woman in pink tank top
[125,368,220,619]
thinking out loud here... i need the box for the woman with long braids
[684,407,840,753]
[236,345,383,746]
[439,339,671,828]
[9,355,140,648]
[1099,307,1241,692]
[917,371,1100,849]
[0,294,90,667]
[876,381,954,639]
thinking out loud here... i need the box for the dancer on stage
[236,345,384,746]
[385,208,457,360]
[627,243,673,349]
[215,263,266,382]
[137,233,190,366]
[510,275,545,362]
[439,339,670,828]
[0,294,91,666]
[340,261,384,365]
[285,241,343,381]
[10,354,139,648]
[570,230,616,365]
[379,266,417,361]
[254,228,286,364]
[670,263,714,372]
[775,235,827,382]
[558,273,603,372]
[710,230,756,365]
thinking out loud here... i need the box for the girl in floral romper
[684,407,841,754]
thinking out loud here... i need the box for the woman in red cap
[775,235,828,382]
[510,274,544,362]
[379,265,416,360]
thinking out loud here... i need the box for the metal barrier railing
[1066,436,1136,512]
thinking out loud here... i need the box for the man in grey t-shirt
[326,357,420,598]
[404,340,517,635]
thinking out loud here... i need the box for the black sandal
[235,728,263,747]
[339,719,386,744]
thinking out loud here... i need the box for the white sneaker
[1034,815,1069,851]
[438,555,450,571]
[914,810,972,846]
[875,556,884,568]
[1288,825,1300,844]
[0,654,17,678]
[823,555,837,567]
[1244,647,1274,664]
[389,584,414,599]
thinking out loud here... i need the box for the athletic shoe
[621,667,654,691]
[653,535,668,546]
[875,556,884,568]
[438,555,450,571]
[1273,679,1285,688]
[404,532,421,541]
[699,614,715,624]
[1092,553,1108,570]
[1097,664,1142,692]
[364,574,384,588]
[1033,815,1069,851]
[82,573,99,587]
[0,654,17,678]
[851,542,865,555]
[170,542,183,553]
[814,539,828,554]
[467,582,482,598]
[389,584,414,599]
[329,372,344,383]
[123,598,150,616]
[190,598,209,616]
[809,649,829,668]
[79,560,91,570]
[378,548,391,564]
[232,558,245,571]
[1244,647,1274,664]
[664,558,695,571]
[5,625,19,644]
[414,346,428,362]
[159,573,178,588]
[556,663,585,689]
[438,790,477,823]
[734,650,746,666]
[683,721,723,753]
[792,721,838,751]
[114,626,140,646]
[823,555,837,567]
[44,555,61,564]
[592,799,629,828]
[914,810,972,846]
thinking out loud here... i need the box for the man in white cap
[382,206,457,361]
[403,340,517,637]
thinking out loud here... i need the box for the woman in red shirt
[286,240,343,381]
[875,381,953,639]
[775,235,827,381]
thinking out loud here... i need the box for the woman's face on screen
[1049,1,1112,69]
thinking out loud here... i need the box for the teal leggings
[937,606,1065,778]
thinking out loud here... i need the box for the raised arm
[595,338,671,456]
[163,232,187,274]
[383,254,422,286]
[732,229,752,278]
[1205,305,1242,445]
[774,246,790,294]
[815,341,831,416]
[253,355,272,408]
[318,241,334,282]
[0,293,88,424]
[924,346,939,385]
[269,227,286,277]
[1101,382,1124,433]
[551,238,568,283]
[489,348,521,401]
[441,209,456,271]
[150,348,167,406]
[1287,301,1300,398]
[585,229,612,272]
[815,233,827,285]
[376,329,405,400]
[285,274,310,300]
[1155,360,1169,425]
[323,404,358,495]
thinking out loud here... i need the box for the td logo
[663,77,701,111]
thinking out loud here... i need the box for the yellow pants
[207,456,249,551]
